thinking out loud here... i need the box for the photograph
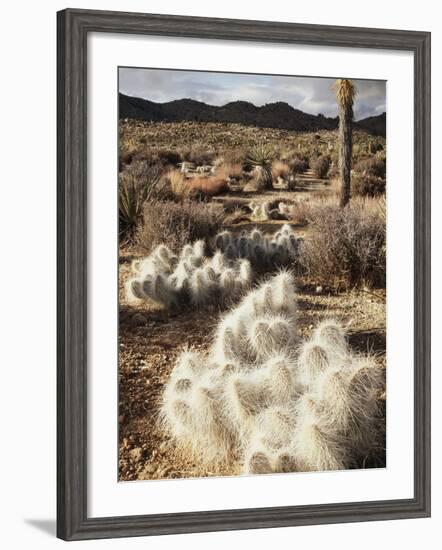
[118,67,387,482]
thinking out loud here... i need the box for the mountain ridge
[119,93,386,136]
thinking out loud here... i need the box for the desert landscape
[118,74,387,482]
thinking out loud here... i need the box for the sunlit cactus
[160,272,385,475]
[126,240,253,310]
[213,226,300,270]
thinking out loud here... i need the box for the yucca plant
[246,144,274,189]
[334,79,357,207]
[118,162,162,237]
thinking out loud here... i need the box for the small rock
[142,463,156,475]
[316,286,323,294]
[129,447,143,462]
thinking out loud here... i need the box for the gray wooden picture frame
[57,8,431,541]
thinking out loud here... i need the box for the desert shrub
[354,154,386,179]
[119,144,138,169]
[327,162,339,179]
[188,176,229,197]
[180,144,216,166]
[162,169,192,198]
[161,272,385,471]
[131,148,183,168]
[155,148,182,166]
[126,241,253,309]
[352,173,386,197]
[222,148,248,166]
[138,200,224,253]
[118,161,164,237]
[271,160,290,181]
[368,140,384,154]
[215,162,244,183]
[311,155,331,178]
[299,203,386,289]
[287,199,317,226]
[288,156,309,174]
[213,224,300,269]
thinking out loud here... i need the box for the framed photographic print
[57,8,431,541]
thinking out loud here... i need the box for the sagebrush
[299,202,386,289]
[138,200,224,253]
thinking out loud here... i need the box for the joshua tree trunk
[335,79,356,207]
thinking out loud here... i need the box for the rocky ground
[119,120,385,161]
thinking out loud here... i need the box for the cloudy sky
[119,67,386,121]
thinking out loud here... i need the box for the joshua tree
[335,79,356,207]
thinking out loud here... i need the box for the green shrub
[138,200,225,253]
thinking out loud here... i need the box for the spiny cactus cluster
[249,201,292,222]
[126,241,253,309]
[214,225,300,268]
[161,271,385,475]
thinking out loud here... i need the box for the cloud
[119,67,386,121]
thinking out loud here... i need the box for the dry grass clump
[138,200,224,253]
[179,143,216,166]
[214,224,300,269]
[271,160,291,181]
[163,169,192,198]
[311,155,331,178]
[351,173,386,197]
[160,272,385,473]
[126,241,253,310]
[288,156,309,174]
[299,201,386,289]
[119,145,182,171]
[188,175,229,197]
[354,153,386,179]
[215,161,244,183]
[286,199,317,226]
